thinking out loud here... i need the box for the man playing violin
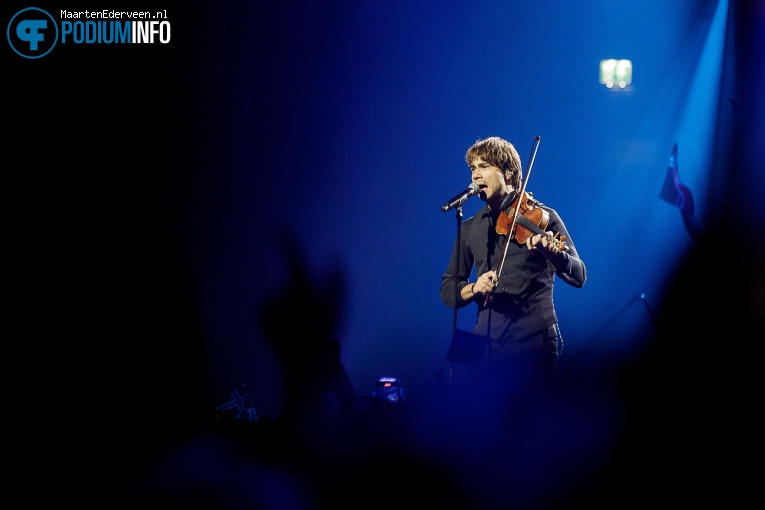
[440,136,587,392]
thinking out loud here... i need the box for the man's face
[470,157,509,203]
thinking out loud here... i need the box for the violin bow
[484,135,541,306]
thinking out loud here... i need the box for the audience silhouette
[113,215,764,509]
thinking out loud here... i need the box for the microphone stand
[445,203,465,387]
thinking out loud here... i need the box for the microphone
[441,183,480,212]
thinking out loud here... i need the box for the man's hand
[526,231,562,254]
[474,270,498,295]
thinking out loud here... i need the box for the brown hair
[465,136,522,190]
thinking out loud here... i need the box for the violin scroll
[537,231,567,254]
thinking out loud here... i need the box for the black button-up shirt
[440,194,586,342]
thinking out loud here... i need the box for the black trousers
[469,323,562,393]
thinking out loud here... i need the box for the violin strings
[514,213,545,235]
[512,211,566,250]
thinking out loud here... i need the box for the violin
[496,191,568,254]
